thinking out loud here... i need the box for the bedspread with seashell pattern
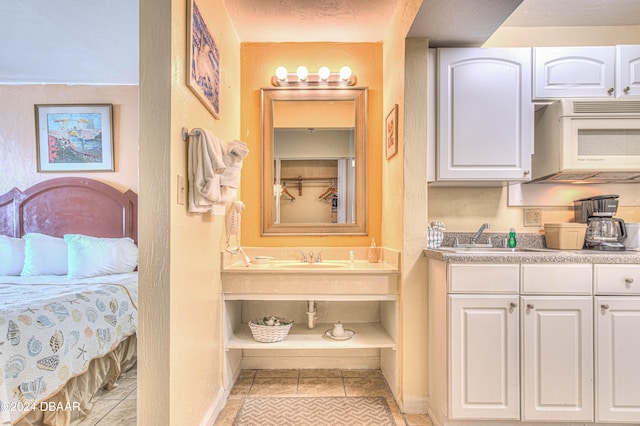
[0,273,137,424]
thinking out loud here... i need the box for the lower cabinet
[521,296,593,422]
[428,259,640,425]
[595,296,640,423]
[449,295,520,420]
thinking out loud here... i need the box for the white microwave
[531,99,640,183]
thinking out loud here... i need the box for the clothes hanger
[281,182,295,201]
[319,180,337,200]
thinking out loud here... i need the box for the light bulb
[296,66,309,81]
[318,66,331,81]
[339,66,352,81]
[275,66,288,81]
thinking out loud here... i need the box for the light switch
[177,175,186,205]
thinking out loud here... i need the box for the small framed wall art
[187,0,220,119]
[385,104,398,159]
[35,104,114,172]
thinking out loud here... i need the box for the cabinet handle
[601,304,610,310]
[625,277,634,284]
[509,302,517,309]
[624,86,630,94]
[523,170,530,176]
[526,303,534,310]
[607,87,615,95]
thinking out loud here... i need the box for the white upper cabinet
[616,45,640,97]
[534,45,640,99]
[436,48,533,183]
[534,46,615,98]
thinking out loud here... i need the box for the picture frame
[385,104,398,159]
[187,0,220,119]
[35,104,114,172]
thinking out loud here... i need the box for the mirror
[261,87,368,235]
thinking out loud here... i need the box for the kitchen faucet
[470,223,490,244]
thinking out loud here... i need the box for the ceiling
[225,0,640,45]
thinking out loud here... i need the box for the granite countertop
[423,248,640,264]
[424,232,640,264]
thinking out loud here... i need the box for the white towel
[221,139,249,188]
[188,128,226,213]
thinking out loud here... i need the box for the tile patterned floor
[82,367,433,425]
[215,369,433,426]
[77,364,137,425]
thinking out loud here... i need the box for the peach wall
[0,85,138,194]
[139,0,240,424]
[240,42,382,247]
[382,0,428,414]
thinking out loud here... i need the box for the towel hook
[181,127,201,142]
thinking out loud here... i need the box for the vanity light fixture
[275,66,288,81]
[296,65,309,81]
[271,65,357,87]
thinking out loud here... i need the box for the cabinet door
[533,46,616,98]
[437,48,533,181]
[521,296,593,422]
[595,297,640,423]
[449,295,520,419]
[616,45,640,97]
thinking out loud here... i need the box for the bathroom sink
[276,262,346,269]
[437,247,553,254]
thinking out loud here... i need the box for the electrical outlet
[523,208,542,227]
[177,175,186,205]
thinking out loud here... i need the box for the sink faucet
[471,223,490,244]
[308,251,324,263]
[298,251,323,263]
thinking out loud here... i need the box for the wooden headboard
[0,178,138,243]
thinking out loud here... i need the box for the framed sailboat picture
[187,0,220,119]
[35,104,114,172]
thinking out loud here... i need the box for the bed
[0,177,138,426]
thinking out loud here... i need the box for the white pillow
[21,233,68,276]
[65,234,138,279]
[0,235,26,276]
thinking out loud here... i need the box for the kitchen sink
[437,247,554,254]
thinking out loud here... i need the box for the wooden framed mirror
[261,87,368,235]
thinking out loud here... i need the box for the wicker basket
[248,317,293,343]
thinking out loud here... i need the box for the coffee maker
[573,194,627,250]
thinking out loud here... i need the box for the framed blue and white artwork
[187,0,220,119]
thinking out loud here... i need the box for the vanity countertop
[223,260,399,274]
[222,247,401,274]
[424,247,640,264]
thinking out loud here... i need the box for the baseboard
[199,386,226,426]
[402,395,429,414]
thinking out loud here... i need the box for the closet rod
[281,176,337,182]
[181,127,201,142]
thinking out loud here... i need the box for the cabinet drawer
[448,264,519,293]
[522,264,592,294]
[595,264,640,294]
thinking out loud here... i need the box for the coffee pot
[574,194,627,251]
[584,217,627,250]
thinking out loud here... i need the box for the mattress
[0,273,138,425]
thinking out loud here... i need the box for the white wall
[0,0,138,84]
